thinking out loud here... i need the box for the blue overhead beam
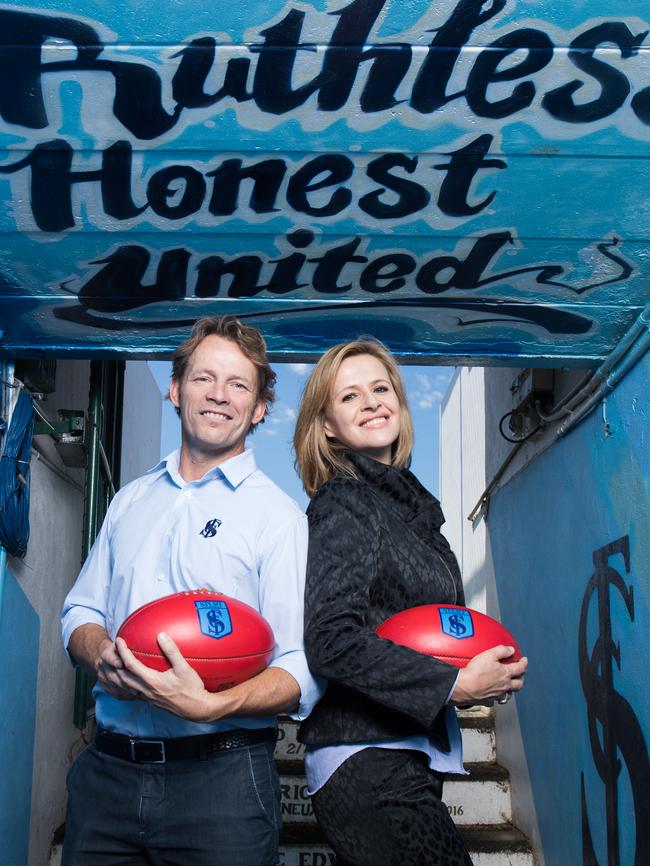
[0,0,649,364]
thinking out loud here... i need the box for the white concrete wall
[439,367,488,612]
[7,360,90,866]
[439,369,462,568]
[440,367,544,866]
[121,361,163,485]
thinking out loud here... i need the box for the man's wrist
[450,668,473,705]
[95,636,114,659]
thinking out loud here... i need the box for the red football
[116,590,275,691]
[376,604,521,668]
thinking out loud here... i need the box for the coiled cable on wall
[0,387,34,557]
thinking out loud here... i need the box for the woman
[294,340,527,866]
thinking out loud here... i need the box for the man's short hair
[171,316,276,427]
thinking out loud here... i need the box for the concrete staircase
[276,707,535,866]
[49,708,534,866]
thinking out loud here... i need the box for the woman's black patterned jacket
[299,451,465,751]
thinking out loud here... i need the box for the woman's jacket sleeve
[303,478,459,731]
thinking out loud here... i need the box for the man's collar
[217,448,258,488]
[152,447,258,489]
[146,452,175,476]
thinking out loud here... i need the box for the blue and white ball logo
[439,608,474,641]
[195,600,232,640]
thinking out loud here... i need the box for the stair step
[457,705,494,724]
[276,719,307,762]
[462,725,496,763]
[462,825,533,861]
[457,706,496,764]
[278,844,534,866]
[51,829,533,866]
[280,824,533,866]
[278,763,512,826]
[279,846,335,866]
[276,711,496,765]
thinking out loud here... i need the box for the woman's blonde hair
[294,339,414,497]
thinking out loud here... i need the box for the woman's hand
[450,645,528,706]
[114,633,216,723]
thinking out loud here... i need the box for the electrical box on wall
[53,411,86,468]
[505,369,556,441]
[510,369,555,414]
[33,409,86,468]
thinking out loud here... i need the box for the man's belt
[94,726,276,764]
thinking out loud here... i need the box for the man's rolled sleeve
[270,647,325,720]
[258,512,324,720]
[61,512,112,664]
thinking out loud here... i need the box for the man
[61,316,320,866]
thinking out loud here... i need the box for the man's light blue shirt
[61,447,322,738]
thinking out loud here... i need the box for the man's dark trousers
[62,739,282,865]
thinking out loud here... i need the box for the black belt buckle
[130,738,166,763]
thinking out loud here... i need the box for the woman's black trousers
[311,747,474,866]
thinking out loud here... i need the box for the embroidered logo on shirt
[195,599,232,639]
[439,608,474,640]
[199,518,222,538]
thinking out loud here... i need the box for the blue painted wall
[0,567,40,866]
[0,0,649,362]
[489,354,650,866]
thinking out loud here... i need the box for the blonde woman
[294,340,527,866]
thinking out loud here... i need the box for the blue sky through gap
[148,361,453,509]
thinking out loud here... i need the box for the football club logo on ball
[439,607,474,640]
[195,599,233,639]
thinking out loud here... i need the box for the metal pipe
[74,361,103,730]
[467,302,650,520]
[467,439,525,523]
[541,301,650,423]
[535,369,593,422]
[98,439,116,499]
[30,445,84,494]
[557,329,650,439]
